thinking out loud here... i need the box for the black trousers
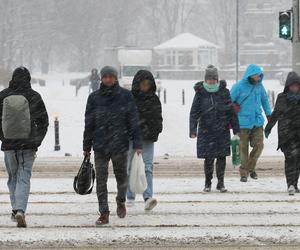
[204,157,226,187]
[282,144,300,189]
[94,151,128,214]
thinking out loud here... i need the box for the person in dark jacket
[89,68,100,93]
[0,67,49,227]
[265,72,300,195]
[83,66,142,226]
[190,65,240,192]
[127,70,163,211]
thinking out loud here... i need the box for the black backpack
[73,156,95,195]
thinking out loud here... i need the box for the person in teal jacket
[231,64,272,182]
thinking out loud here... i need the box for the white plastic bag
[129,153,147,194]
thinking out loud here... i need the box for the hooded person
[0,66,49,228]
[190,65,240,193]
[83,65,142,226]
[230,64,272,182]
[89,68,100,93]
[127,70,163,211]
[265,72,300,195]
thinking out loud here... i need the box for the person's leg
[142,141,155,201]
[94,152,110,214]
[216,157,226,188]
[4,151,19,211]
[248,127,264,174]
[126,142,136,201]
[283,149,297,189]
[204,158,214,187]
[295,148,300,190]
[111,152,128,205]
[14,150,35,213]
[239,129,250,178]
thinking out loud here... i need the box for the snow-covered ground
[0,177,300,248]
[14,73,284,158]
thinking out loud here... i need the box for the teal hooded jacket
[230,64,272,129]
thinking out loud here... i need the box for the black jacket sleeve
[30,93,49,147]
[83,94,95,152]
[189,92,202,137]
[153,95,163,134]
[265,94,284,133]
[127,93,142,150]
[225,89,240,135]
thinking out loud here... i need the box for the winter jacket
[265,72,300,150]
[83,82,142,153]
[0,80,49,151]
[190,80,240,159]
[230,64,272,129]
[132,70,163,142]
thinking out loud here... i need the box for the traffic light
[279,10,293,40]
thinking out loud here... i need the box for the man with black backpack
[0,67,49,228]
[83,66,142,226]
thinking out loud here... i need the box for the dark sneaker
[11,210,17,222]
[116,202,126,218]
[203,185,211,192]
[250,171,258,180]
[15,210,27,228]
[95,212,110,226]
[240,177,247,182]
[217,186,228,193]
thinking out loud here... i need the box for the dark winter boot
[11,210,17,222]
[15,210,27,228]
[216,183,227,193]
[95,212,110,226]
[203,185,211,192]
[250,171,258,180]
[116,202,126,218]
[240,176,247,182]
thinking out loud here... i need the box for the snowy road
[0,177,300,248]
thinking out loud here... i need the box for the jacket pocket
[239,115,251,127]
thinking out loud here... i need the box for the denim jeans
[94,151,128,214]
[127,141,154,201]
[4,150,36,213]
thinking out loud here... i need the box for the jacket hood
[9,67,31,90]
[194,80,227,92]
[284,71,300,93]
[132,70,156,96]
[242,64,264,84]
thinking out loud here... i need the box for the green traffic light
[280,25,289,36]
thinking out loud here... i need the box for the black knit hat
[205,65,218,81]
[12,66,31,82]
[100,66,118,79]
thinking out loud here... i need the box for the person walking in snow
[89,68,100,93]
[127,70,163,210]
[231,64,272,182]
[0,67,49,228]
[190,65,240,192]
[265,72,300,195]
[83,66,142,226]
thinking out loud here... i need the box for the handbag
[73,156,95,195]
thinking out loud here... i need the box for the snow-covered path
[0,177,300,248]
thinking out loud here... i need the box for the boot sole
[145,199,158,211]
[15,214,27,228]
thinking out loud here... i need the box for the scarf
[287,91,300,104]
[203,82,220,93]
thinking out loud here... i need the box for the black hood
[132,70,156,96]
[284,71,300,93]
[194,80,227,92]
[9,67,31,90]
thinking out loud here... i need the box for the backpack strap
[238,86,255,106]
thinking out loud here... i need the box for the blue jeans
[4,150,36,213]
[127,141,154,201]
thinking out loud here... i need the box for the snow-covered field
[0,177,300,248]
[22,72,284,158]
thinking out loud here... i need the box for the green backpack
[2,95,31,139]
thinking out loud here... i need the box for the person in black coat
[0,67,49,227]
[265,72,300,195]
[89,68,100,93]
[83,66,142,225]
[127,70,163,211]
[190,65,240,193]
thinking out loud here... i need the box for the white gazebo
[153,33,218,70]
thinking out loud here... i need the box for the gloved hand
[267,116,271,122]
[233,102,240,113]
[264,130,271,139]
